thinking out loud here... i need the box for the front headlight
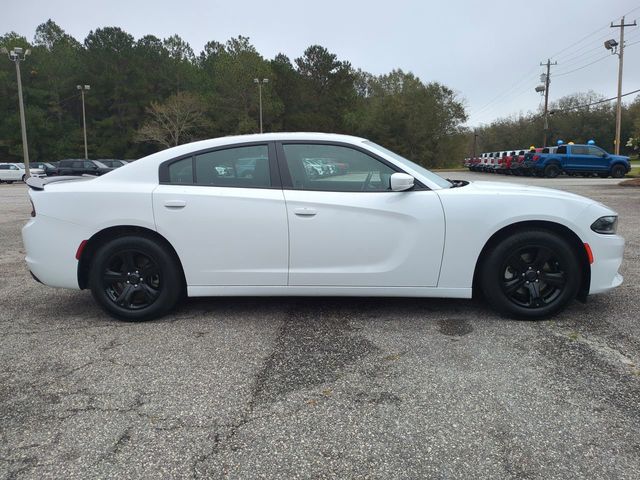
[591,216,618,234]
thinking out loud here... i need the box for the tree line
[0,20,468,168]
[2,20,638,168]
[472,91,640,157]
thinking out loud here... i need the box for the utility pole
[253,78,268,133]
[2,47,31,179]
[473,131,478,159]
[540,59,557,147]
[610,16,637,155]
[77,85,91,159]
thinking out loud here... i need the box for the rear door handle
[164,200,186,208]
[293,207,317,217]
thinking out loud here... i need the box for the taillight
[30,199,36,217]
[533,155,540,162]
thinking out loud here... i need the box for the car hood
[610,154,630,162]
[460,180,596,206]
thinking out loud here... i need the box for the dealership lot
[1,175,639,479]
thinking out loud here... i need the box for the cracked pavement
[1,174,639,479]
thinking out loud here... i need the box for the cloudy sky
[2,0,639,127]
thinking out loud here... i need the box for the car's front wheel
[480,229,581,319]
[610,164,626,178]
[89,236,183,321]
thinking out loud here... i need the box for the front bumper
[588,232,625,294]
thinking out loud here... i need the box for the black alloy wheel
[480,229,581,319]
[102,249,161,310]
[500,246,566,309]
[89,236,182,321]
[544,164,560,178]
[610,164,626,178]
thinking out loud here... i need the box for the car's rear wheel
[543,164,560,178]
[480,229,581,319]
[610,164,626,178]
[89,236,183,321]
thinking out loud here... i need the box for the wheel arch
[77,225,186,291]
[610,161,628,171]
[472,220,590,302]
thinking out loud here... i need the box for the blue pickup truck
[523,143,630,178]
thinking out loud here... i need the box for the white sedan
[0,163,46,183]
[22,133,624,321]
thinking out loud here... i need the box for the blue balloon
[587,139,595,145]
[557,139,564,145]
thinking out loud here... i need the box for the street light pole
[253,78,269,133]
[2,47,32,179]
[77,85,91,159]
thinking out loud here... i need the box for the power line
[553,31,615,63]
[553,54,613,77]
[549,88,640,114]
[549,5,639,62]
[555,37,617,67]
[524,89,640,121]
[548,25,609,59]
[622,4,640,17]
[469,67,539,117]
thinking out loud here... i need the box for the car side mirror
[390,172,414,191]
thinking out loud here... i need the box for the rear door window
[572,146,588,155]
[195,145,270,188]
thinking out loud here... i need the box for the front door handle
[164,200,186,208]
[293,207,317,217]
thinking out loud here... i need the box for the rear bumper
[22,215,87,289]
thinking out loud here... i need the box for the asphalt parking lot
[1,174,639,479]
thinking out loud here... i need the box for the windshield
[93,160,109,168]
[363,141,452,189]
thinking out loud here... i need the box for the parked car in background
[509,150,527,175]
[98,160,129,169]
[56,160,114,176]
[23,132,624,322]
[31,162,59,176]
[0,163,46,183]
[302,158,327,178]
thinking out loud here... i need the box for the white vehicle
[22,133,624,321]
[0,163,45,183]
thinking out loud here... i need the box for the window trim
[158,141,281,189]
[274,140,428,192]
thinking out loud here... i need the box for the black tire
[22,175,26,182]
[543,164,560,178]
[480,229,581,320]
[610,164,626,178]
[6,181,14,184]
[89,235,183,321]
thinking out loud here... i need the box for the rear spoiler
[26,175,95,191]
